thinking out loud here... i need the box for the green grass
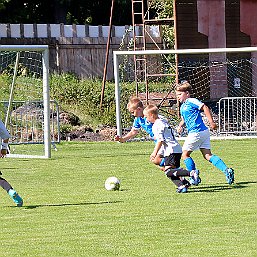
[0,139,256,256]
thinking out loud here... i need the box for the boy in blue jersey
[175,82,234,185]
[114,96,164,167]
[0,119,23,207]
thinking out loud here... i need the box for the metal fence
[218,97,257,135]
[0,100,60,145]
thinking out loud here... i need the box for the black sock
[0,177,13,192]
[176,169,190,177]
[165,168,190,177]
[167,175,184,187]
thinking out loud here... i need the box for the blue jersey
[180,98,207,133]
[133,117,154,138]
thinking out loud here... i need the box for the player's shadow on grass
[189,181,256,193]
[23,200,123,209]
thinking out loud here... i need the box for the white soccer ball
[105,176,120,191]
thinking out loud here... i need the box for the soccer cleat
[225,168,234,185]
[176,185,188,193]
[189,169,201,186]
[8,189,23,207]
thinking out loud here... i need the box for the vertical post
[42,48,51,158]
[5,52,20,127]
[173,0,180,117]
[100,0,115,109]
[113,52,122,136]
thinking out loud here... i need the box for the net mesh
[117,50,257,137]
[0,49,58,157]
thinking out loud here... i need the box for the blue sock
[209,155,227,173]
[184,157,196,171]
[159,158,165,167]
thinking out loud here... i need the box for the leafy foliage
[0,0,132,25]
[0,0,9,10]
[149,0,175,49]
[50,73,135,127]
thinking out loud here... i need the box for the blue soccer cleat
[225,168,234,185]
[189,169,201,186]
[8,189,23,207]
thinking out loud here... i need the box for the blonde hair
[127,96,144,110]
[143,104,159,118]
[175,81,192,93]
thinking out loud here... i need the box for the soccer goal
[0,45,58,158]
[113,47,257,139]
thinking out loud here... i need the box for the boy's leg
[209,154,227,171]
[166,167,201,187]
[201,149,235,184]
[183,156,196,171]
[164,154,190,193]
[165,171,189,193]
[0,176,23,207]
[0,177,12,192]
[166,174,184,187]
[182,134,199,172]
[209,154,234,184]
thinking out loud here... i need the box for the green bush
[50,73,138,128]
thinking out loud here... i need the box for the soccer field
[0,139,256,256]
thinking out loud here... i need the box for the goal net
[113,47,257,139]
[0,45,59,158]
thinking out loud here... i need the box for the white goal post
[113,47,257,138]
[0,45,51,158]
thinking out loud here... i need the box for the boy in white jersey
[0,119,23,207]
[143,104,200,193]
[175,82,234,185]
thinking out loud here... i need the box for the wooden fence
[0,24,162,80]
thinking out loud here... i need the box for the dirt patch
[63,126,117,142]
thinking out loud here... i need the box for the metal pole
[42,48,51,158]
[100,0,115,109]
[5,52,20,127]
[113,52,122,136]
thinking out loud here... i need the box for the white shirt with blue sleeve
[152,118,182,156]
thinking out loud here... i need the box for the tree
[0,0,132,25]
[148,0,174,49]
[0,0,9,10]
[0,0,173,48]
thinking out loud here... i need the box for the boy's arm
[177,116,185,134]
[114,128,139,143]
[150,141,163,161]
[201,104,217,130]
[1,138,9,157]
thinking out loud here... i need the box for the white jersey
[152,118,182,156]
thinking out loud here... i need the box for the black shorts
[164,153,182,168]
